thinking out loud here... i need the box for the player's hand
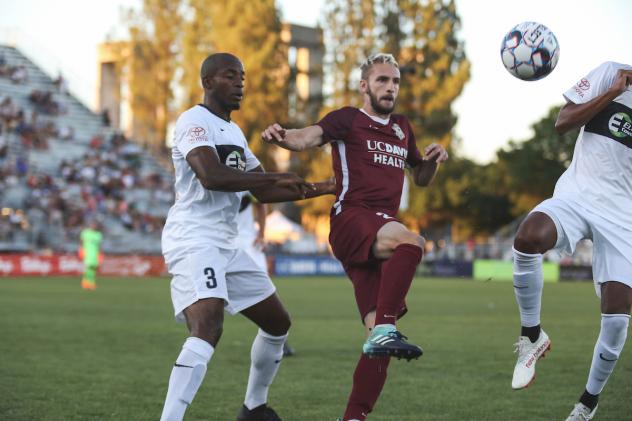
[423,143,449,163]
[610,69,632,96]
[323,176,337,194]
[261,123,287,145]
[274,172,316,198]
[253,235,266,250]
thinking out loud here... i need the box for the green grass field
[1,276,631,421]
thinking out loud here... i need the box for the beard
[367,86,396,115]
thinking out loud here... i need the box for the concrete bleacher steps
[0,44,173,254]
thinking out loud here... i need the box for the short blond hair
[360,53,399,80]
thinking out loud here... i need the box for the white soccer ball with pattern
[500,22,560,81]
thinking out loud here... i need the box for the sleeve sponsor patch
[572,78,591,98]
[185,126,209,143]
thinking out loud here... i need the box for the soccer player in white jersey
[510,62,632,420]
[159,53,335,421]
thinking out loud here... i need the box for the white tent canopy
[264,210,304,243]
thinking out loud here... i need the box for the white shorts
[235,237,268,272]
[533,198,632,296]
[165,246,276,322]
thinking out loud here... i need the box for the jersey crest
[217,145,247,171]
[392,123,405,140]
[585,101,632,149]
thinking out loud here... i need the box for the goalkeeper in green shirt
[80,222,103,290]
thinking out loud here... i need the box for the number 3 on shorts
[204,267,217,289]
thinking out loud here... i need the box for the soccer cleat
[511,330,551,389]
[81,279,96,290]
[362,325,423,360]
[236,404,282,421]
[565,403,597,421]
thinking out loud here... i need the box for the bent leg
[372,222,424,326]
[240,294,290,411]
[513,212,557,341]
[82,262,98,289]
[161,298,224,421]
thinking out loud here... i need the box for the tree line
[119,0,577,240]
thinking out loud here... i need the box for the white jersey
[162,105,260,254]
[234,197,259,247]
[554,61,632,229]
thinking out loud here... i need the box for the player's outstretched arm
[249,167,336,203]
[556,69,632,134]
[186,146,310,193]
[411,143,448,187]
[261,124,325,152]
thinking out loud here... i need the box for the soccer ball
[500,22,560,81]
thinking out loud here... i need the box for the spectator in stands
[53,72,68,94]
[101,109,110,127]
[15,155,28,177]
[0,52,7,77]
[0,137,7,164]
[10,65,27,84]
[57,124,74,141]
[0,96,19,132]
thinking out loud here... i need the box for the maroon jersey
[317,107,424,217]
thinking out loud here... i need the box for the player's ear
[359,79,368,94]
[202,75,213,90]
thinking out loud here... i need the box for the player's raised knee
[394,231,425,250]
[513,229,549,254]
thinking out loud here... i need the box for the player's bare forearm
[556,91,621,134]
[556,69,632,134]
[253,202,267,233]
[186,148,307,192]
[412,143,448,186]
[251,179,335,203]
[202,163,287,191]
[306,180,337,198]
[262,124,324,152]
[412,161,439,187]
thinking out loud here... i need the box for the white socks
[244,329,288,410]
[586,314,629,395]
[512,247,544,328]
[160,337,214,421]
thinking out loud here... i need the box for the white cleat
[511,330,551,389]
[565,403,597,421]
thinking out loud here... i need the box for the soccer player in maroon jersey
[262,53,448,421]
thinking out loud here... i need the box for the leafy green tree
[125,0,183,150]
[391,0,470,228]
[198,0,288,171]
[318,0,471,230]
[323,0,378,108]
[180,0,214,109]
[496,105,579,215]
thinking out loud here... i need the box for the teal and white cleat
[362,325,423,360]
[565,403,597,421]
[511,329,551,389]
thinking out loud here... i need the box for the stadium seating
[0,44,173,254]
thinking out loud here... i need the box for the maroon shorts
[329,207,407,322]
